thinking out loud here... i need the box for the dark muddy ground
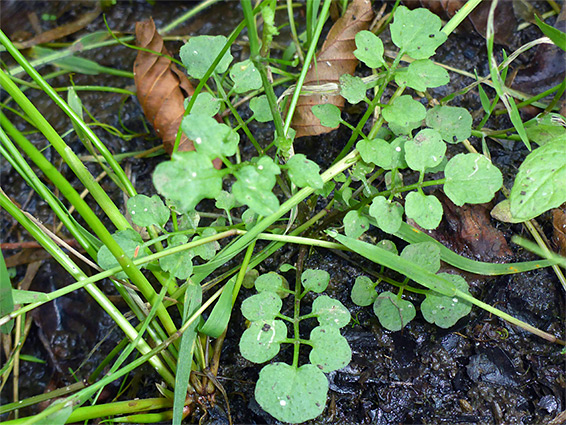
[0,1,564,424]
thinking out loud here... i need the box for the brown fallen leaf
[552,205,566,257]
[134,18,195,155]
[291,0,373,138]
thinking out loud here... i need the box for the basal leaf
[509,137,566,221]
[400,242,440,273]
[368,196,404,234]
[373,291,416,331]
[301,269,330,294]
[444,153,503,206]
[186,92,221,117]
[159,234,194,280]
[309,326,352,372]
[394,59,449,92]
[239,319,287,363]
[426,105,472,144]
[351,276,377,307]
[127,194,170,228]
[255,363,328,423]
[390,6,447,60]
[230,59,262,93]
[249,95,274,123]
[312,104,342,128]
[382,95,426,134]
[233,157,281,216]
[181,113,239,159]
[354,30,385,68]
[255,272,289,298]
[343,210,370,239]
[241,292,283,321]
[421,273,472,328]
[339,74,366,104]
[97,229,145,279]
[404,128,446,172]
[287,154,324,189]
[312,295,350,328]
[180,35,233,79]
[404,191,443,230]
[153,151,223,212]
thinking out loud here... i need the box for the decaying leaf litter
[0,1,565,424]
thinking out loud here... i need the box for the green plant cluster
[1,1,565,424]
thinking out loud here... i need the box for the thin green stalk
[283,0,332,136]
[232,240,257,305]
[0,31,137,197]
[0,191,175,386]
[441,0,483,36]
[159,0,221,34]
[286,0,305,63]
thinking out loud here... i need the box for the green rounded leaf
[351,276,377,306]
[509,138,566,221]
[309,326,352,372]
[395,59,450,92]
[180,35,233,79]
[312,104,341,128]
[127,194,170,228]
[240,319,287,363]
[230,59,262,93]
[185,92,221,117]
[255,272,289,298]
[97,229,145,279]
[153,151,223,212]
[382,95,426,134]
[426,105,472,144]
[287,154,324,189]
[368,196,404,234]
[343,210,370,239]
[233,157,281,216]
[444,153,503,206]
[354,30,385,68]
[339,74,366,104]
[255,363,328,423]
[390,6,447,60]
[377,239,398,254]
[191,228,220,260]
[312,295,350,328]
[373,291,416,331]
[400,242,440,273]
[421,274,472,328]
[241,292,283,321]
[249,95,274,123]
[182,113,239,159]
[357,138,392,168]
[301,269,330,294]
[404,191,443,230]
[159,234,194,280]
[404,128,446,172]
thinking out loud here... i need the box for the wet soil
[1,1,564,424]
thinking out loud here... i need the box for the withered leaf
[134,18,195,155]
[291,0,373,138]
[552,205,566,257]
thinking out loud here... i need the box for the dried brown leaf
[552,205,566,257]
[291,0,373,138]
[134,18,195,155]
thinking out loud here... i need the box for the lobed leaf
[97,229,145,279]
[230,59,262,93]
[179,35,233,79]
[382,95,426,134]
[239,319,287,363]
[394,59,449,92]
[255,363,328,423]
[444,153,503,206]
[373,291,416,331]
[312,295,351,328]
[309,326,352,372]
[159,234,194,280]
[421,274,472,328]
[127,194,170,228]
[509,137,566,221]
[339,74,366,104]
[354,30,385,69]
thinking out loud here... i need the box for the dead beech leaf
[134,18,195,155]
[552,205,566,257]
[291,0,373,138]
